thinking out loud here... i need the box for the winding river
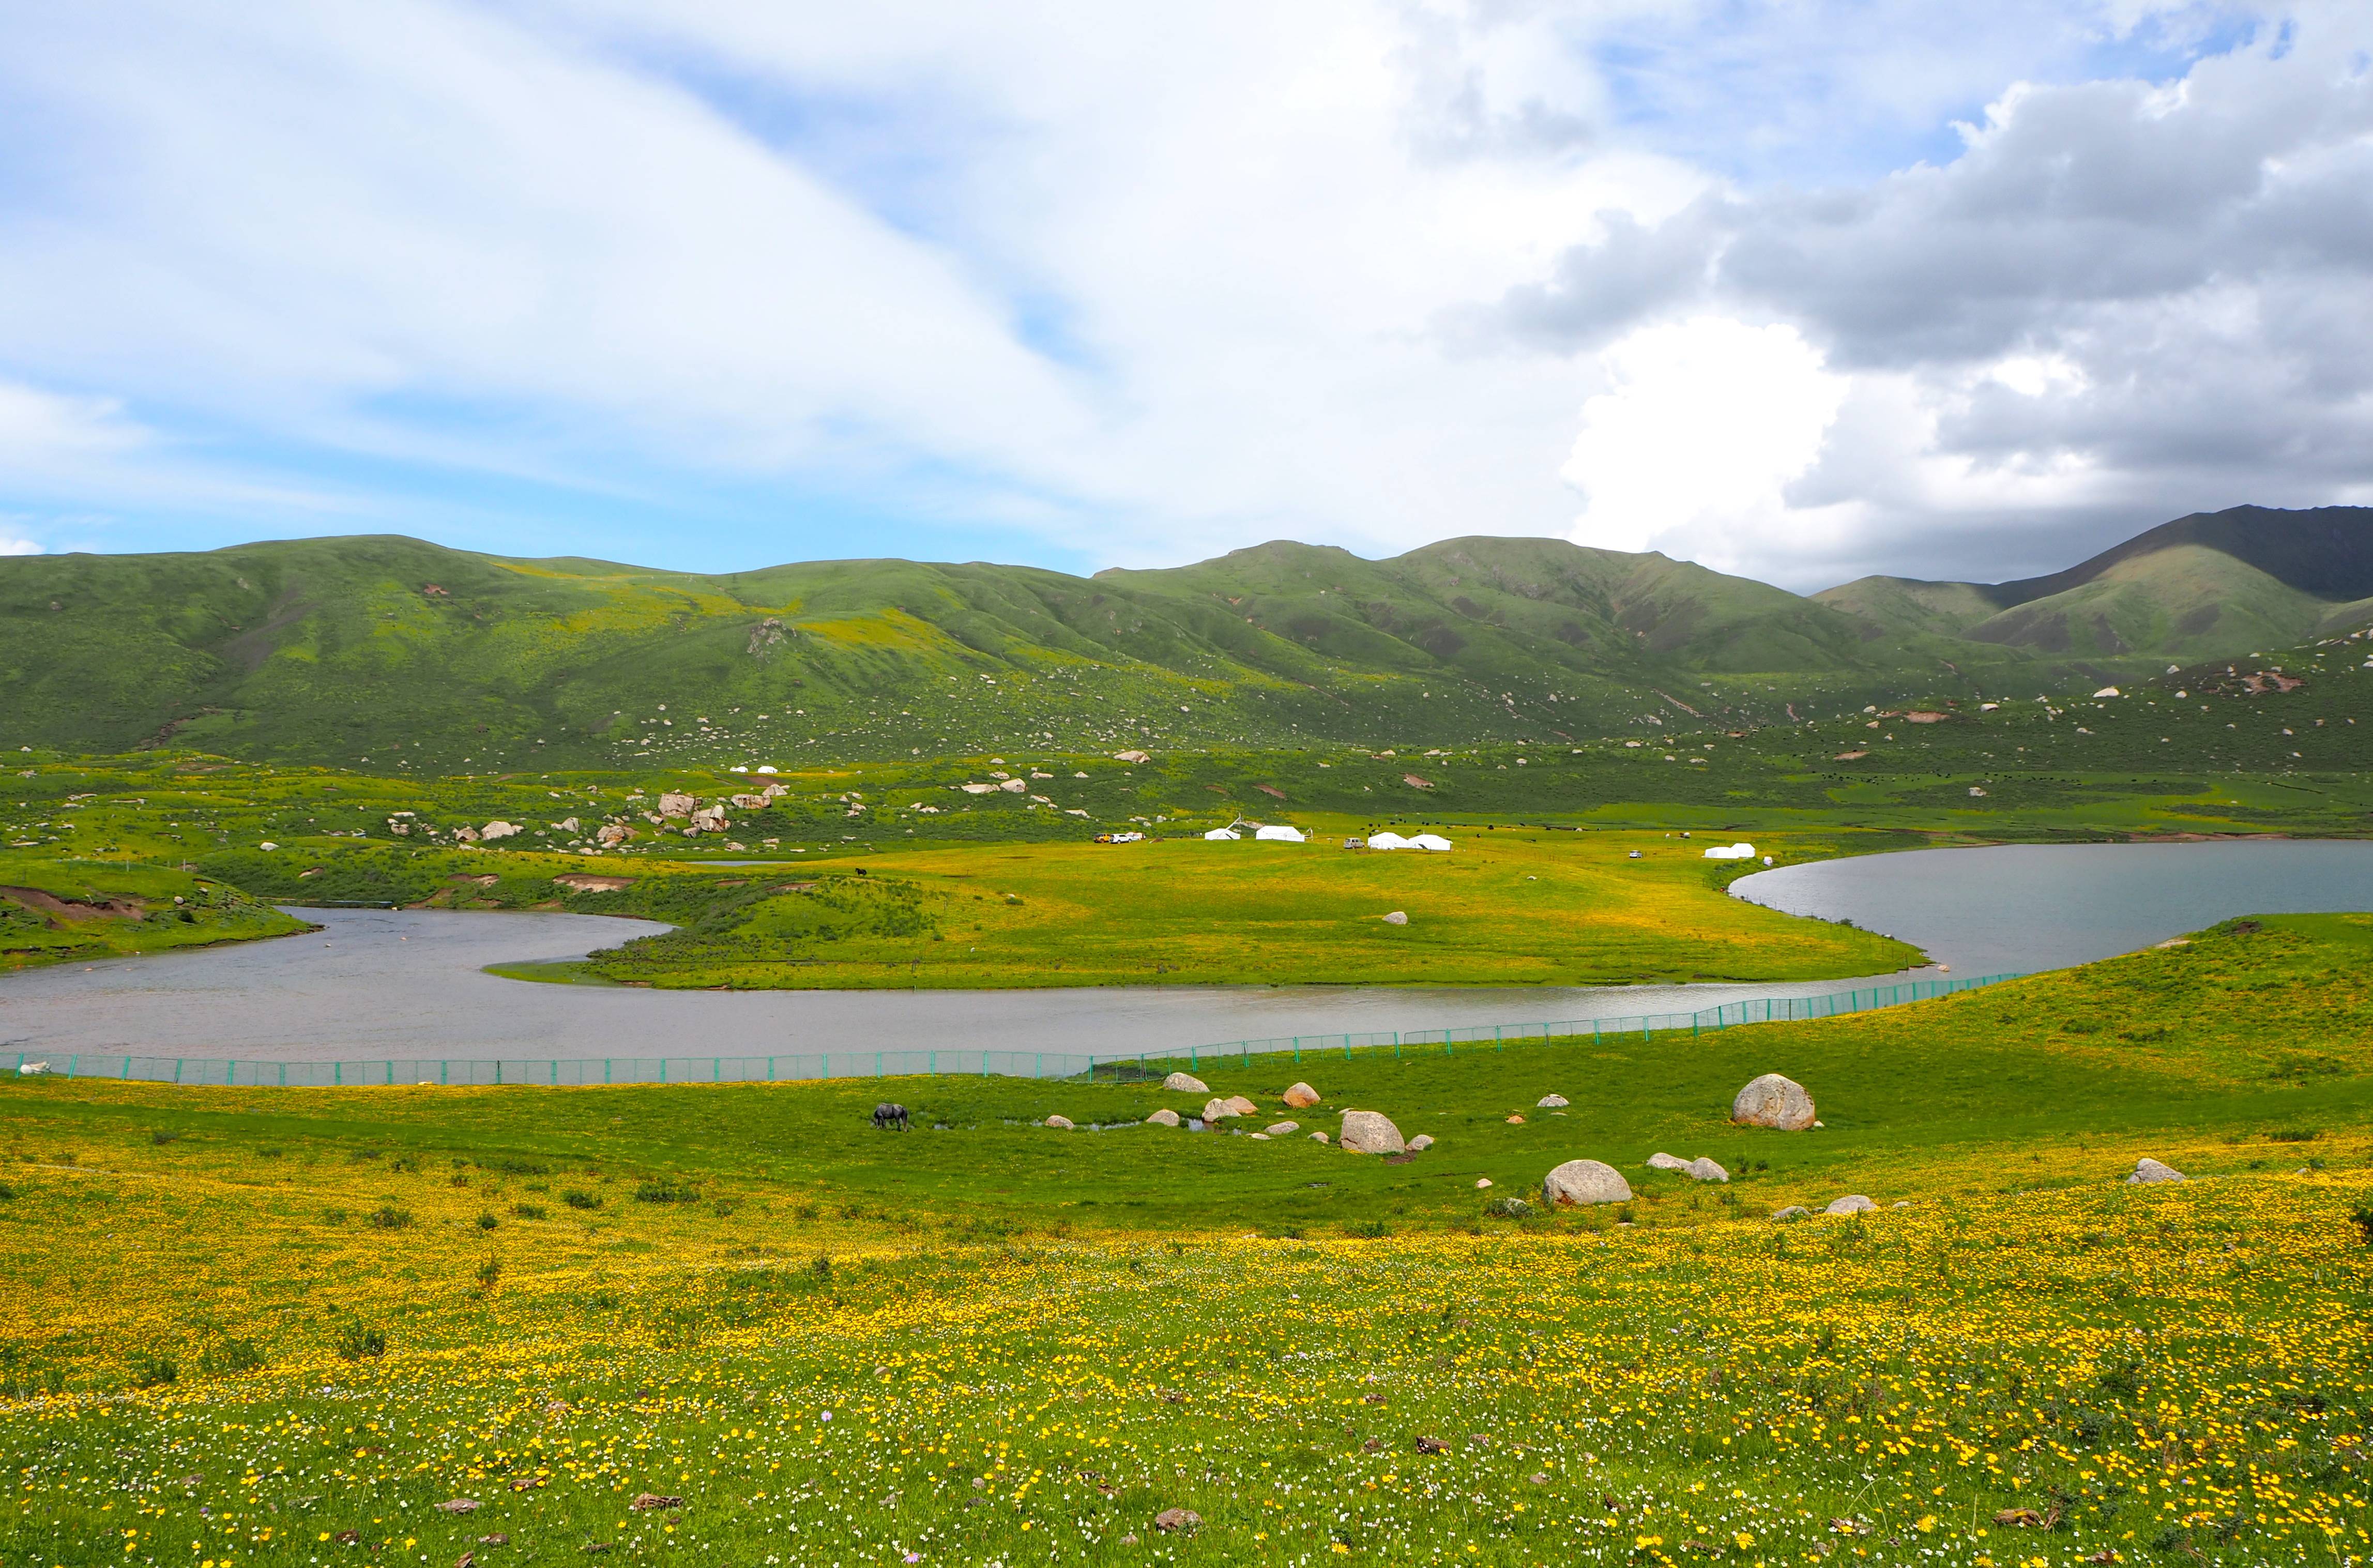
[0,840,2365,1064]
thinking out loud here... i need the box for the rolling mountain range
[0,505,2364,768]
[1816,505,2373,659]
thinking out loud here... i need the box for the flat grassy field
[1,915,2366,1565]
[553,826,1925,989]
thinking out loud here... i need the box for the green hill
[0,533,2048,771]
[1816,504,2373,659]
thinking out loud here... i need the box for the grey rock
[1153,1508,1200,1533]
[1381,910,1408,925]
[1338,1110,1406,1154]
[1265,1121,1300,1137]
[1732,1073,1817,1131]
[1542,1159,1632,1206]
[1310,1131,1331,1144]
[1145,1108,1181,1128]
[1646,1151,1691,1172]
[2127,1157,2186,1184]
[1685,1157,1729,1183]
[1044,1115,1075,1131]
[1771,1205,1811,1221]
[1407,1133,1434,1151]
[1536,1093,1569,1108]
[1824,1194,1877,1215]
[1162,1072,1209,1093]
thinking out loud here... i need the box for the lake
[1,839,2364,1064]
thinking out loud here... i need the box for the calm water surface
[2,841,2363,1061]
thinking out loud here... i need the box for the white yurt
[1700,842,1757,860]
[1366,831,1413,850]
[1253,824,1305,842]
[1408,833,1453,851]
[1203,827,1241,841]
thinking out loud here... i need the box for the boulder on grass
[1282,1082,1321,1108]
[1824,1194,1877,1215]
[1407,1133,1434,1151]
[2127,1157,2186,1184]
[1646,1151,1690,1172]
[1537,1093,1569,1108]
[1163,1072,1208,1093]
[1145,1108,1181,1128]
[1542,1159,1632,1206]
[1044,1115,1075,1131]
[1731,1073,1817,1131]
[1771,1205,1811,1221]
[1338,1110,1406,1154]
[1309,1131,1330,1145]
[1265,1121,1300,1137]
[1685,1157,1729,1183]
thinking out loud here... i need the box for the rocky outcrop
[1542,1159,1632,1206]
[1731,1073,1817,1131]
[1338,1110,1406,1154]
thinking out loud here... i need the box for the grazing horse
[871,1102,910,1131]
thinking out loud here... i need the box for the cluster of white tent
[1699,841,1759,860]
[1368,831,1453,851]
[1204,824,1307,842]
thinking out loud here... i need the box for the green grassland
[0,916,2365,1564]
[0,859,310,970]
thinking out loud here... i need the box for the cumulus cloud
[0,1,2365,586]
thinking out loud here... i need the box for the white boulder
[2127,1157,2186,1184]
[1338,1110,1405,1154]
[1044,1115,1075,1131]
[1163,1072,1208,1093]
[1265,1122,1300,1137]
[1732,1073,1817,1131]
[1537,1093,1569,1108]
[1407,1134,1434,1151]
[1145,1108,1181,1128]
[1686,1157,1730,1183]
[1825,1194,1877,1215]
[1543,1160,1633,1207]
[1646,1151,1691,1173]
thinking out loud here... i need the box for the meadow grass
[0,916,2366,1564]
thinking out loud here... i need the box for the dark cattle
[871,1102,909,1131]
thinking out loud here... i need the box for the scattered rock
[1145,1109,1181,1128]
[1204,1098,1235,1121]
[658,793,697,817]
[1381,910,1409,925]
[1119,1534,1139,1547]
[2127,1157,2186,1184]
[1044,1115,1075,1131]
[1282,1082,1321,1108]
[1892,1200,1911,1209]
[1265,1121,1300,1136]
[1504,1113,1525,1124]
[1824,1195,1877,1215]
[1542,1159,1632,1206]
[1414,1435,1451,1454]
[1537,1093,1569,1108]
[1685,1158,1729,1183]
[1731,1073,1817,1131]
[1309,1131,1330,1145]
[1771,1206,1810,1221]
[1407,1133,1434,1151]
[1646,1151,1691,1172]
[554,874,635,893]
[1153,1507,1200,1533]
[1528,1472,1550,1485]
[1163,1072,1208,1093]
[436,1498,482,1514]
[629,1493,683,1512]
[1222,1095,1258,1117]
[1249,1133,1269,1141]
[1474,1177,1492,1189]
[1113,750,1151,765]
[1338,1110,1406,1154]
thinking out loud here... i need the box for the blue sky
[1,2,2366,590]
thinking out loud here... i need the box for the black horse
[871,1102,910,1131]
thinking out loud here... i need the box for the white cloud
[1562,319,1847,570]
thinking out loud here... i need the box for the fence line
[3,972,2020,1089]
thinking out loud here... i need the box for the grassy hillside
[0,915,2364,1564]
[0,859,309,970]
[0,532,2083,772]
[1816,504,2373,660]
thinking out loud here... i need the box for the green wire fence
[3,972,2019,1088]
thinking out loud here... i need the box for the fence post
[495,1060,503,1086]
[713,1057,721,1083]
[66,1055,77,1078]
[550,1059,557,1086]
[604,1058,613,1085]
[660,1058,668,1084]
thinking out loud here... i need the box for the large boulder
[2127,1157,2186,1184]
[1537,1093,1569,1108]
[1646,1151,1691,1173]
[1732,1073,1817,1131]
[1542,1160,1632,1206]
[1824,1194,1877,1215]
[1044,1115,1075,1131]
[1145,1108,1181,1128]
[1203,1095,1258,1121]
[1338,1110,1406,1154]
[1282,1082,1321,1108]
[1685,1157,1730,1183]
[1163,1072,1208,1093]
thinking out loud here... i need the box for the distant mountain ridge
[1815,505,2373,659]
[0,505,2365,767]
